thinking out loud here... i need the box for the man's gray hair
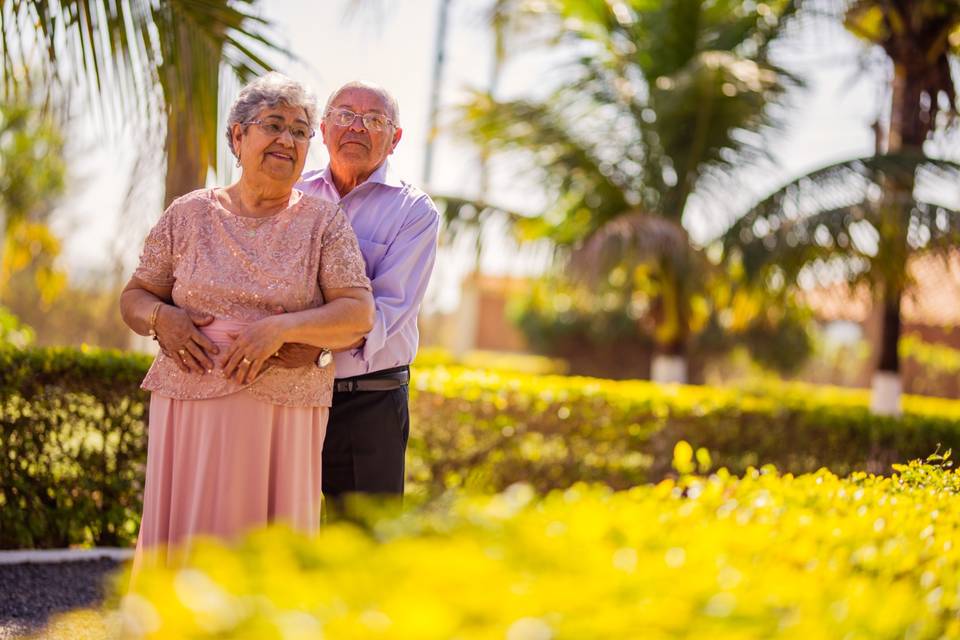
[225,72,319,156]
[324,81,400,126]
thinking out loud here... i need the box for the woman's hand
[155,306,219,374]
[222,315,289,384]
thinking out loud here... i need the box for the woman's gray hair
[225,72,319,156]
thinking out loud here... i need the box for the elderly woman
[120,72,373,563]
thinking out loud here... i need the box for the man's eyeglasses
[325,108,396,133]
[244,118,315,142]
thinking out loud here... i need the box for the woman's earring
[235,154,241,168]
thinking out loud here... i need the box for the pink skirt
[132,390,328,573]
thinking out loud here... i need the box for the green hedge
[409,367,960,496]
[5,346,960,548]
[0,346,151,548]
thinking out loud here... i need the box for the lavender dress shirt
[297,160,440,379]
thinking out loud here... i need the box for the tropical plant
[510,270,814,380]
[0,103,66,304]
[0,0,283,207]
[723,0,960,414]
[451,0,801,382]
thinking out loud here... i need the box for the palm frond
[432,194,527,245]
[724,153,960,282]
[459,0,801,234]
[650,51,798,218]
[0,0,286,204]
[458,91,630,242]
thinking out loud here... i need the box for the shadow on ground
[0,559,119,639]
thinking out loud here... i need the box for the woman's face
[232,103,311,186]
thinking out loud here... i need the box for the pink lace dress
[130,188,370,570]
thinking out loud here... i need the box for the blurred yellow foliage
[46,455,960,639]
[901,335,960,376]
[414,347,567,375]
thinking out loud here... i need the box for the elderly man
[289,81,439,501]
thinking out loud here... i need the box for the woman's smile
[266,150,294,162]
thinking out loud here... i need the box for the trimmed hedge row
[0,347,151,548]
[41,456,960,639]
[5,346,960,548]
[408,366,960,495]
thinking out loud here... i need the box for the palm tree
[453,0,800,382]
[723,0,960,414]
[0,0,283,208]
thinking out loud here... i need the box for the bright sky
[53,0,883,312]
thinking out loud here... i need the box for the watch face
[318,350,333,368]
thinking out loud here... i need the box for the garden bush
[0,346,151,548]
[408,366,960,495]
[6,346,960,547]
[38,452,960,639]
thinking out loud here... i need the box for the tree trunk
[651,343,688,384]
[870,289,903,415]
[158,9,223,208]
[868,50,926,415]
[164,121,208,208]
[422,0,453,189]
[651,279,688,384]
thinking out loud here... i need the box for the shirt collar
[319,159,404,194]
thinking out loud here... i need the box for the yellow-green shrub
[407,366,960,495]
[901,334,960,375]
[47,454,960,639]
[414,347,567,375]
[7,347,960,548]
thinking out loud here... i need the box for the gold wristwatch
[316,348,333,368]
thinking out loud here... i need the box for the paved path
[0,558,120,639]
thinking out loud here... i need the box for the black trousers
[322,382,409,499]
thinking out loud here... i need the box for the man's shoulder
[389,180,439,223]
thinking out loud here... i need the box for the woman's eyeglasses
[244,118,315,142]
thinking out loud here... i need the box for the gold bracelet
[148,302,163,340]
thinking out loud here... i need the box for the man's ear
[389,127,403,154]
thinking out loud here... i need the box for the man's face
[321,87,402,180]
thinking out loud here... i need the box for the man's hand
[263,336,364,370]
[270,343,323,368]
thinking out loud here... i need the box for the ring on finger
[178,348,186,356]
[242,356,252,365]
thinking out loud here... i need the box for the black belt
[334,366,410,393]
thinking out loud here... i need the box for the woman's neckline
[208,187,305,220]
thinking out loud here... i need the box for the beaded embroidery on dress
[133,188,371,407]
